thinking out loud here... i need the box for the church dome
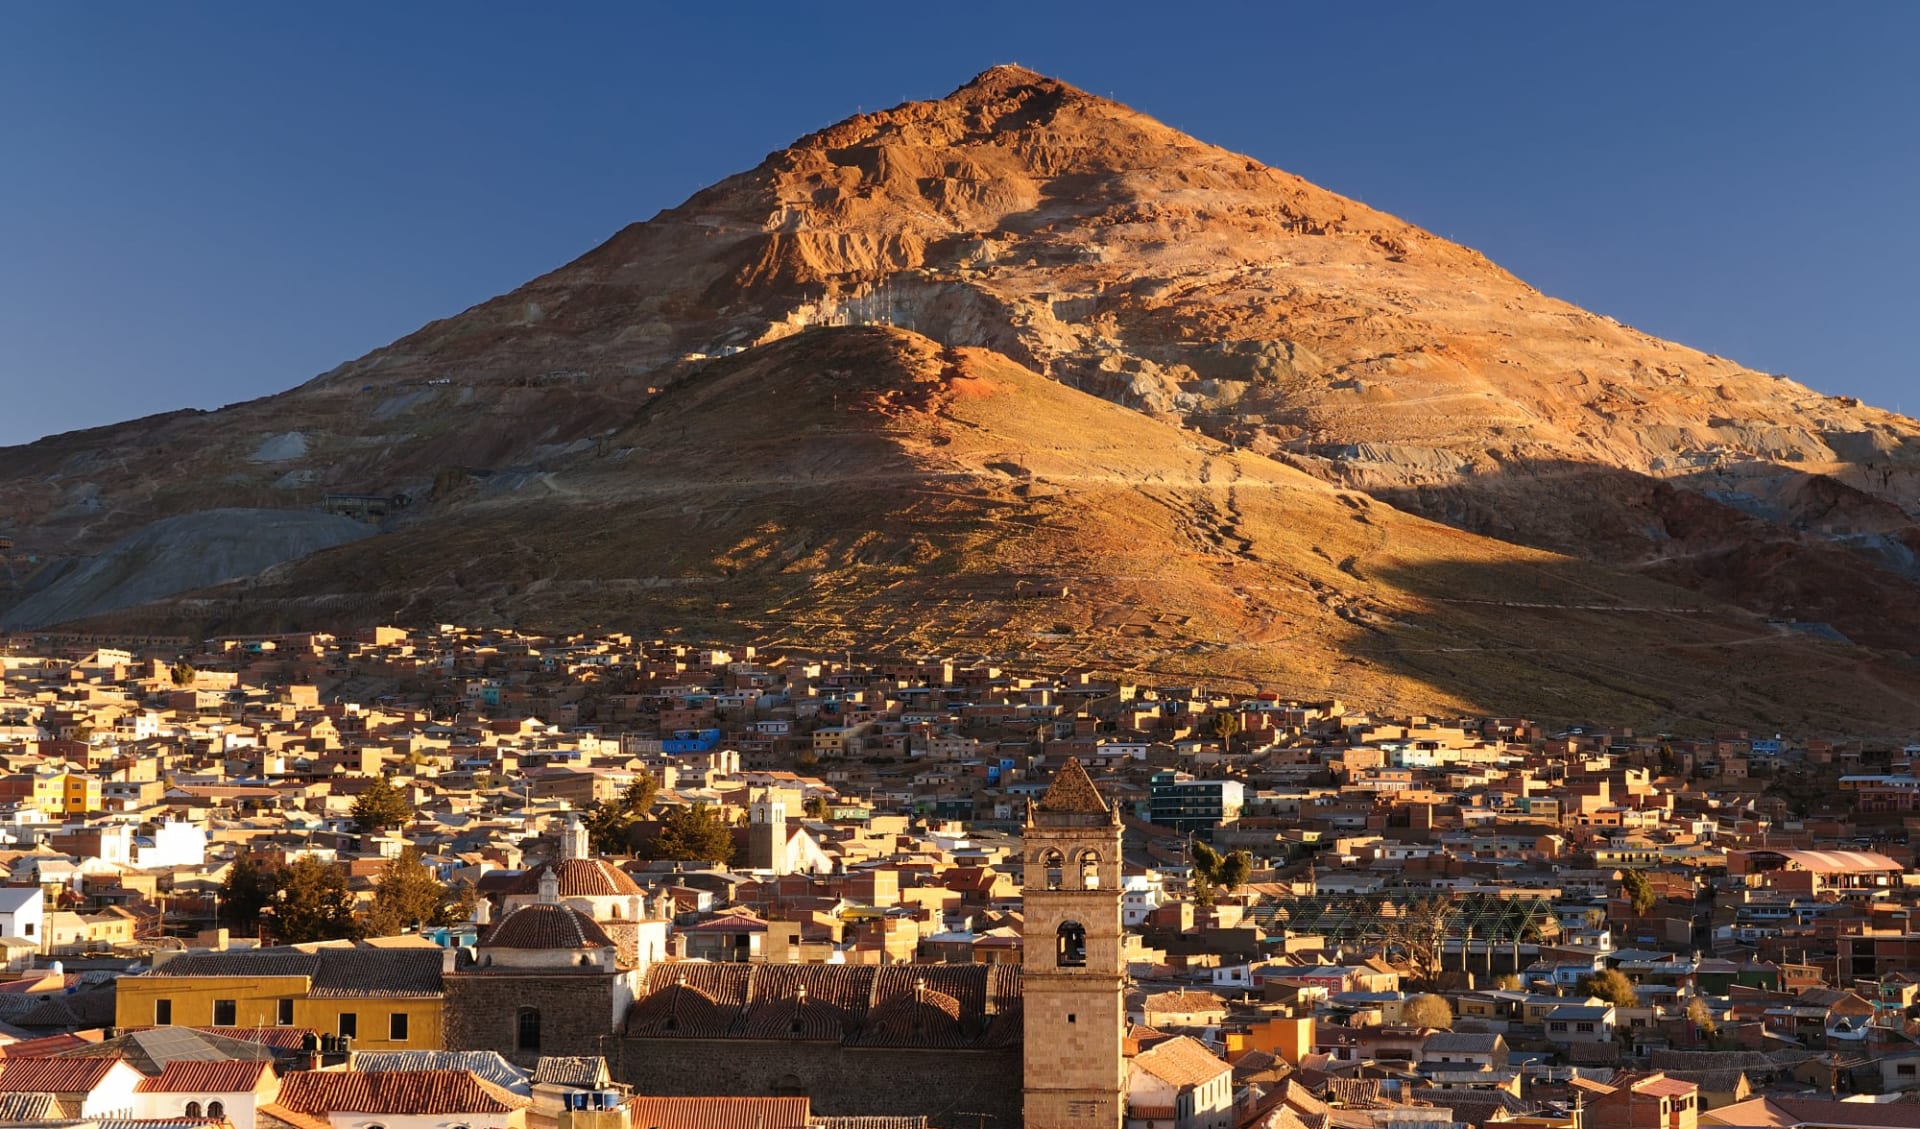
[479,902,614,950]
[505,858,645,898]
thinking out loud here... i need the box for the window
[277,998,295,1026]
[21,923,31,936]
[338,1012,358,1038]
[1079,850,1101,890]
[389,1012,409,1041]
[517,1007,541,1052]
[155,999,173,1025]
[212,999,236,1026]
[1576,1022,1595,1033]
[184,1103,202,1118]
[207,1101,225,1119]
[1057,920,1087,968]
[1041,850,1064,891]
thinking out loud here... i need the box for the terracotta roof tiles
[622,1095,808,1129]
[479,903,614,950]
[0,1055,128,1093]
[276,1069,529,1115]
[136,1060,272,1093]
[1132,1036,1230,1088]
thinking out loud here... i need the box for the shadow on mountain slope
[1373,459,1920,655]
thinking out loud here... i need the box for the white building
[1126,1035,1234,1129]
[0,885,44,948]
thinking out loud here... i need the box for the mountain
[4,66,1918,731]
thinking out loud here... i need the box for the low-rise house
[1126,1034,1234,1129]
[1420,1031,1507,1070]
[133,1059,279,1129]
[0,1055,146,1118]
[271,1067,530,1129]
[1544,1004,1617,1044]
[1136,990,1229,1032]
[117,945,450,1050]
[1589,1071,1699,1129]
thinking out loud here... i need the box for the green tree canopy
[1580,968,1639,1008]
[169,661,197,688]
[1620,869,1657,916]
[351,778,414,834]
[363,848,475,937]
[272,856,359,943]
[220,853,282,930]
[582,773,660,855]
[1189,841,1254,907]
[644,803,736,865]
[1404,993,1454,1029]
[802,795,830,820]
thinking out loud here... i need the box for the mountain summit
[4,68,1918,731]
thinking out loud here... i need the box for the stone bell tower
[1022,757,1125,1128]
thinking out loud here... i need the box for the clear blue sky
[3,3,1916,446]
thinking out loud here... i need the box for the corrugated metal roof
[1771,849,1902,873]
[353,1051,530,1096]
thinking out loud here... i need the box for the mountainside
[5,66,1919,731]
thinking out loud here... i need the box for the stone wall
[613,1037,1021,1128]
[445,971,618,1066]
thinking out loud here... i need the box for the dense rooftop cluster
[0,624,1917,1128]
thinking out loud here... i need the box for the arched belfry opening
[1057,921,1086,967]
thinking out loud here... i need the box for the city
[0,625,1913,1126]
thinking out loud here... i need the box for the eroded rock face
[1,66,1917,702]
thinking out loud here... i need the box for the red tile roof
[623,1096,808,1129]
[136,1060,273,1093]
[0,1034,92,1059]
[276,1069,529,1114]
[479,903,614,949]
[1133,1036,1231,1088]
[506,859,644,898]
[0,1055,129,1093]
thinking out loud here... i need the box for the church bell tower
[1022,757,1125,1128]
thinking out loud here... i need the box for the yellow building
[1225,1016,1314,1065]
[60,772,101,814]
[115,946,447,1050]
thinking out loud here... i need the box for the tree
[272,857,359,943]
[169,661,197,688]
[1189,841,1254,906]
[1495,973,1525,991]
[1404,993,1454,1029]
[1379,894,1455,988]
[351,779,414,834]
[220,853,282,931]
[363,848,475,937]
[1686,995,1719,1040]
[802,795,830,820]
[582,773,660,855]
[644,803,736,866]
[1211,711,1241,746]
[1579,968,1639,1008]
[1621,869,1657,916]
